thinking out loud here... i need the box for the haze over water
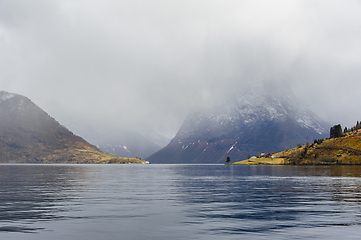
[1,164,361,240]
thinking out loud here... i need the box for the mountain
[62,122,170,159]
[0,91,144,164]
[93,130,170,159]
[147,83,329,164]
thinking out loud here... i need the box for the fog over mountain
[0,91,104,163]
[1,1,361,141]
[63,120,170,159]
[147,82,329,163]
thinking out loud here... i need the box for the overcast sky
[1,0,361,138]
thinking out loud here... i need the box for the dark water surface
[1,164,361,239]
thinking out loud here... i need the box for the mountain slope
[275,128,361,165]
[147,83,329,164]
[234,127,361,165]
[0,91,144,163]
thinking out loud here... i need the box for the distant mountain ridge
[147,83,329,163]
[0,91,144,163]
[95,130,170,159]
[62,122,170,159]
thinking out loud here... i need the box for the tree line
[330,121,361,139]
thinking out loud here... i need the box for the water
[1,164,361,240]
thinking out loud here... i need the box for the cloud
[1,0,361,138]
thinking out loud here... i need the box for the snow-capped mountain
[147,83,329,163]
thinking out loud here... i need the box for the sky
[1,0,361,138]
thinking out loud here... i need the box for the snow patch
[227,142,238,153]
[123,146,130,153]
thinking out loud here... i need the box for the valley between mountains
[2,83,358,165]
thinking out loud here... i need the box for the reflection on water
[0,165,88,233]
[175,165,361,235]
[1,164,361,239]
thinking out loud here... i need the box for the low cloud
[1,0,361,138]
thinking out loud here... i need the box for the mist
[1,0,361,138]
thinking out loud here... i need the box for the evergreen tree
[330,124,342,138]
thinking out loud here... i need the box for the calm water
[1,164,361,239]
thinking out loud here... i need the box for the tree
[300,146,308,159]
[330,124,342,138]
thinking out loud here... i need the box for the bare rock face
[147,83,329,163]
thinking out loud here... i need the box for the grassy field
[232,129,361,165]
[232,157,286,165]
[39,145,147,164]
